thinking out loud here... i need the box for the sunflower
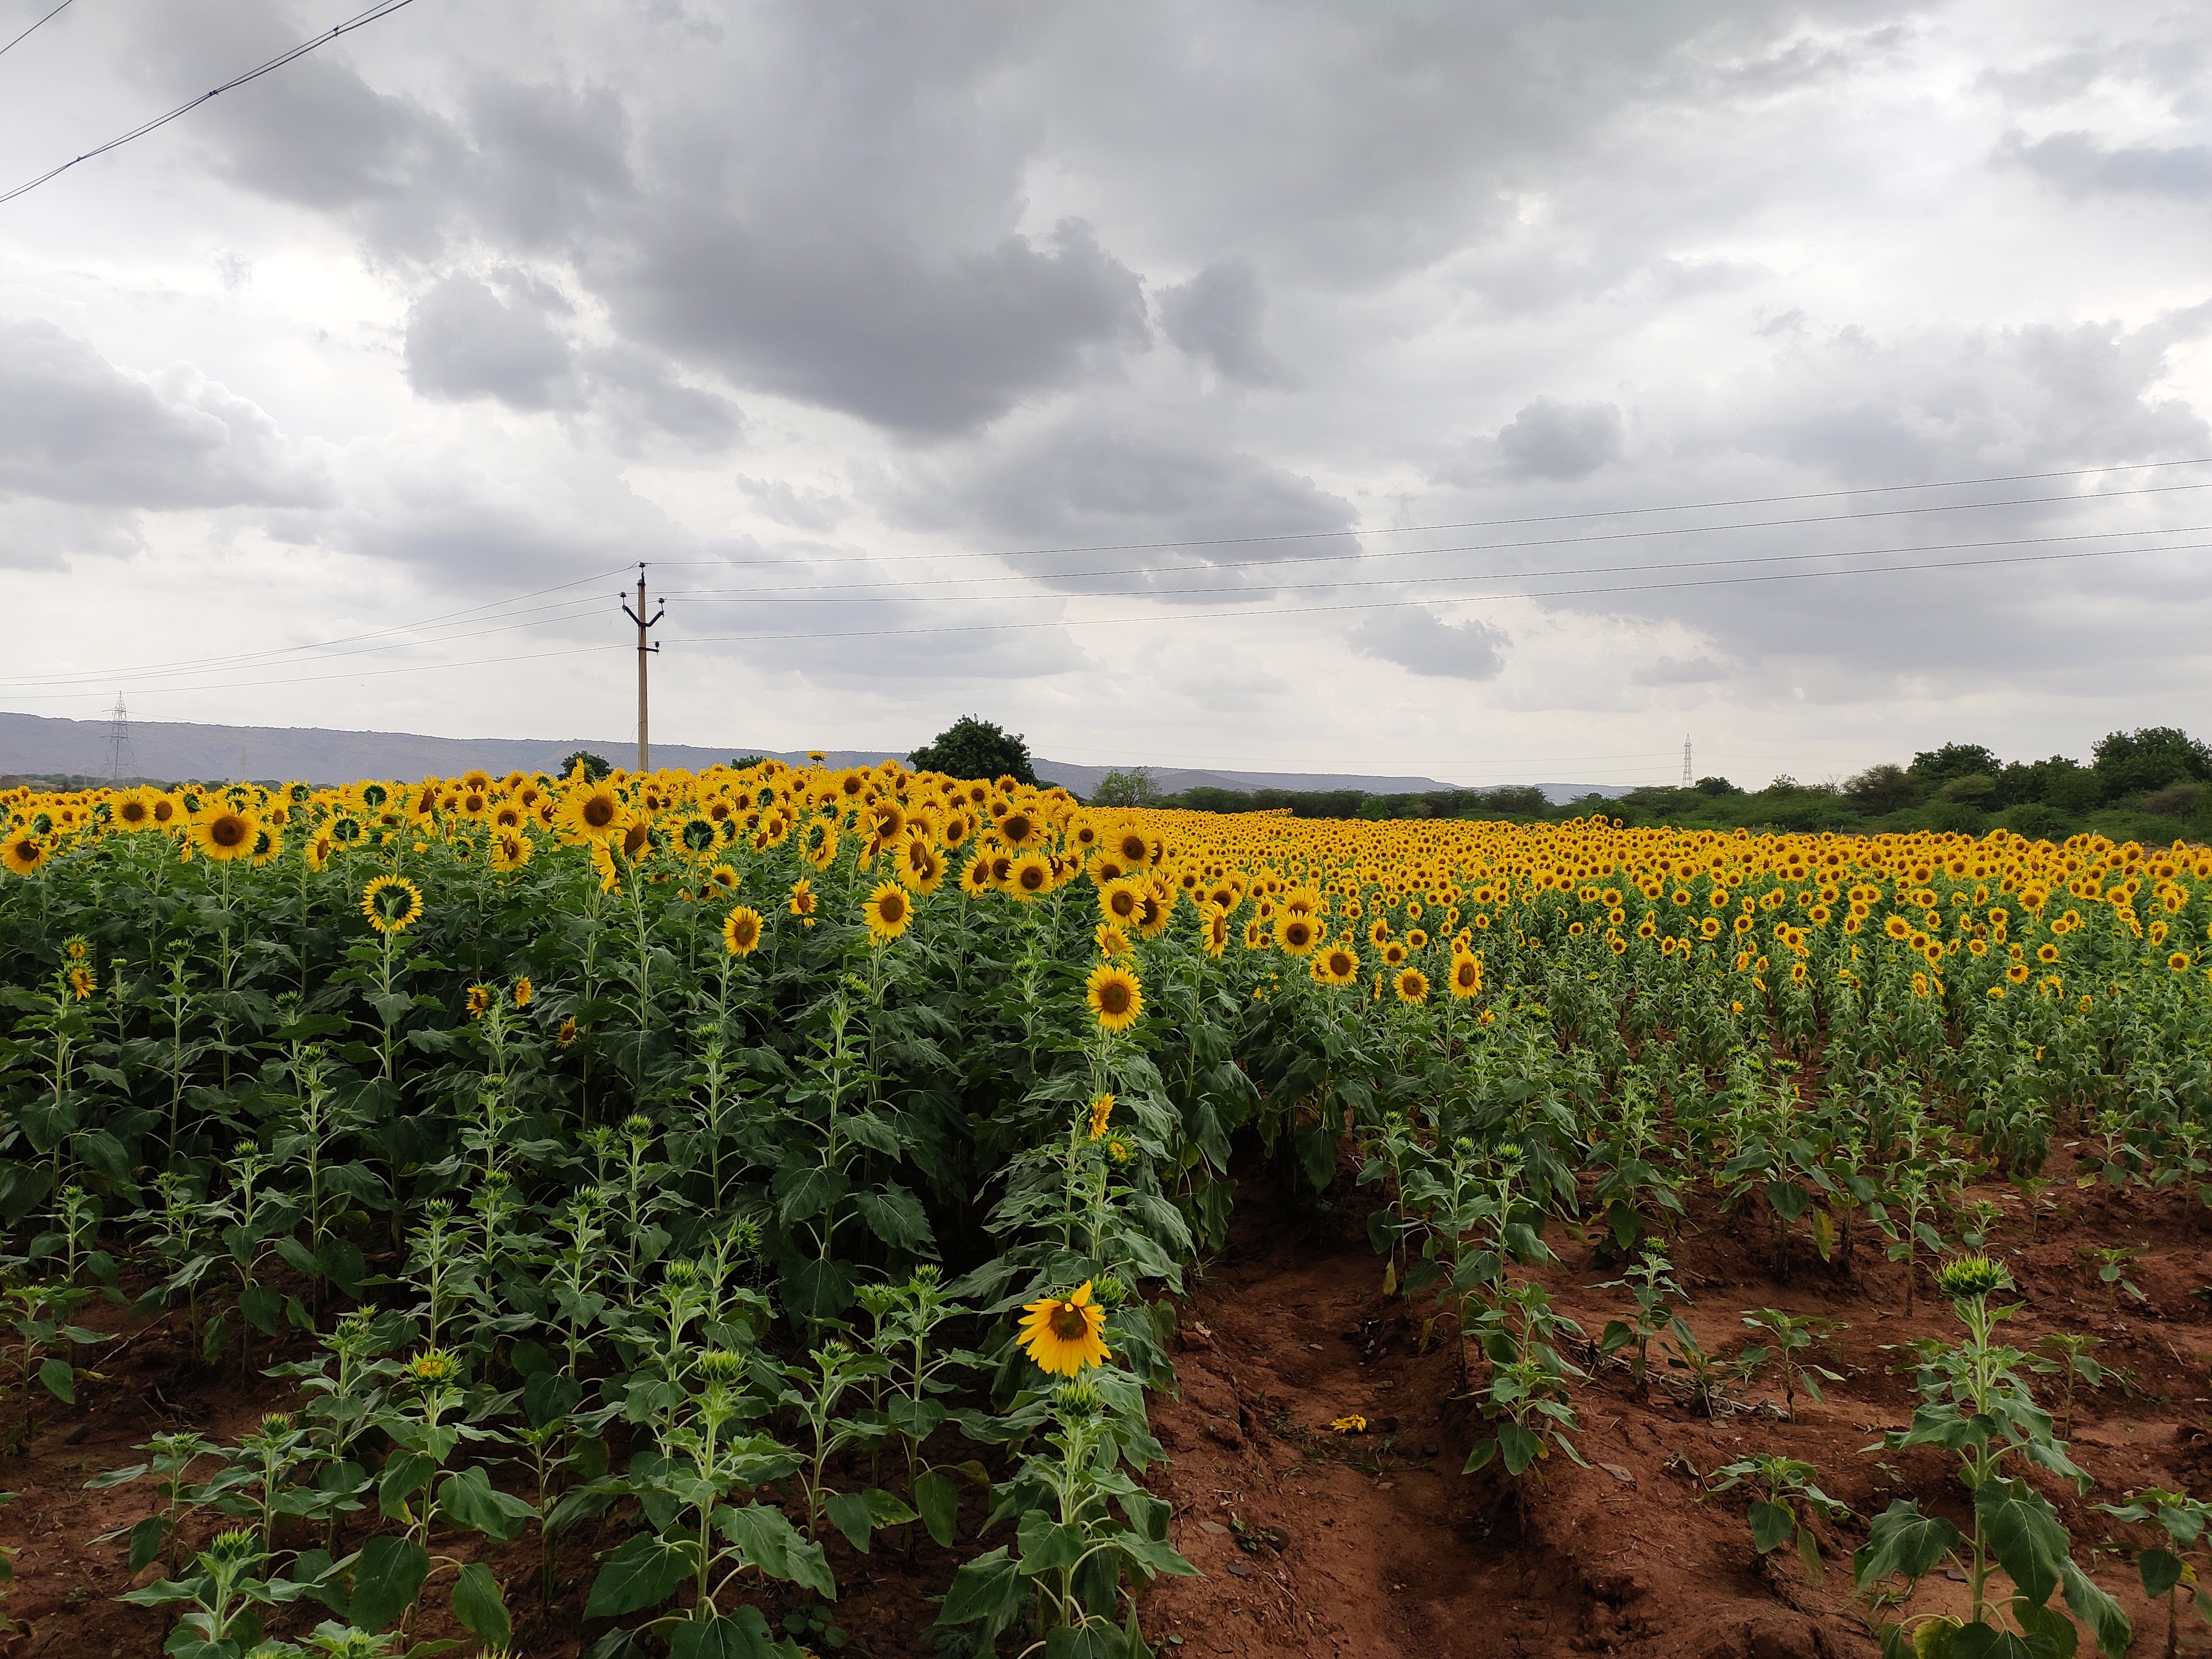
[1276,914,1318,955]
[1313,943,1359,987]
[67,964,97,1001]
[1016,1281,1110,1376]
[789,877,817,925]
[514,977,534,1008]
[722,905,764,957]
[465,984,493,1018]
[904,839,948,895]
[1201,907,1230,958]
[194,805,260,863]
[554,782,626,844]
[865,881,912,941]
[1007,851,1053,900]
[361,874,425,935]
[2169,951,2192,971]
[1394,967,1428,1004]
[1448,952,1483,999]
[556,1016,580,1047]
[1086,961,1143,1031]
[1,834,47,877]
[1088,1092,1114,1140]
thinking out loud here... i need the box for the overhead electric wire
[667,535,2208,650]
[0,643,630,703]
[0,0,421,208]
[0,0,76,61]
[659,518,2212,604]
[655,457,2212,572]
[0,563,633,688]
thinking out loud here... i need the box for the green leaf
[2058,1556,2132,1659]
[584,1532,696,1619]
[853,1187,934,1252]
[1976,1478,2065,1606]
[669,1609,782,1659]
[914,1469,959,1547]
[1747,1500,1794,1554]
[1950,1626,2034,1659]
[1854,1500,1961,1590]
[436,1466,536,1542]
[1017,1509,1089,1574]
[778,1256,856,1322]
[774,1163,850,1224]
[2011,1599,2079,1659]
[2138,1547,2184,1600]
[936,1545,1024,1629]
[1796,1525,1825,1584]
[451,1561,511,1648]
[349,1534,429,1632]
[1498,1421,1540,1477]
[716,1501,836,1599]
[36,1356,73,1403]
[523,1370,582,1431]
[825,1491,876,1553]
[126,1514,168,1575]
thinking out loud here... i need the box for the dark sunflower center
[1098,982,1130,1015]
[1047,1305,1089,1340]
[211,817,246,847]
[583,797,615,827]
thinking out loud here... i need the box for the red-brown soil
[2,1143,2207,1658]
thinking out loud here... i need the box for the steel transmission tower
[1681,735,1692,788]
[105,693,137,781]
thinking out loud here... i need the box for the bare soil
[2,1142,2207,1658]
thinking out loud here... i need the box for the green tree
[1089,768,1161,808]
[2091,727,2212,798]
[1910,742,2000,782]
[559,751,612,781]
[907,716,1039,786]
[1844,764,1918,813]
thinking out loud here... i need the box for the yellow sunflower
[1,834,48,877]
[361,874,425,935]
[1394,966,1429,1004]
[722,905,764,957]
[465,984,493,1018]
[194,805,260,863]
[1086,961,1143,1031]
[554,781,627,844]
[865,881,912,941]
[1088,1092,1114,1140]
[1016,1281,1110,1376]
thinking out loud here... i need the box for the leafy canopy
[907,717,1039,787]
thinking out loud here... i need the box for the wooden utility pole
[622,564,665,772]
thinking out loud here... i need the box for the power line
[0,0,76,61]
[657,456,2212,571]
[658,517,2212,605]
[666,535,2211,650]
[0,643,628,703]
[0,565,632,688]
[0,0,422,208]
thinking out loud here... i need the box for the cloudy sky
[2,0,2209,788]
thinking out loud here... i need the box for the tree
[1089,768,1161,807]
[907,716,1039,786]
[2090,727,2212,798]
[1695,776,1743,797]
[1910,742,2000,782]
[1844,764,1917,813]
[560,750,612,782]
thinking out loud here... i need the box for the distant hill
[0,711,1624,803]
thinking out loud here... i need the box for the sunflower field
[0,760,2209,1657]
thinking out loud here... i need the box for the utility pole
[104,692,136,782]
[1681,735,1693,788]
[622,564,665,773]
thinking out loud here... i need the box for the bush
[907,717,1039,787]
